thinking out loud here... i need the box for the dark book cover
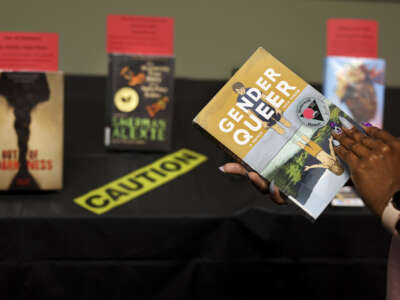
[105,54,175,151]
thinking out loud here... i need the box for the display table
[0,76,397,299]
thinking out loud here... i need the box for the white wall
[1,0,400,85]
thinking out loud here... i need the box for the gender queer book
[323,56,385,128]
[193,47,359,220]
[105,54,175,151]
[0,72,64,190]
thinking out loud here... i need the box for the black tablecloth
[0,76,398,299]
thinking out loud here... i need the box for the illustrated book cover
[193,47,359,220]
[105,15,175,151]
[323,56,385,128]
[0,71,64,190]
[105,54,175,151]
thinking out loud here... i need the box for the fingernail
[218,166,225,173]
[329,121,342,134]
[332,139,341,147]
[339,116,353,129]
[334,126,342,134]
[329,121,337,129]
[362,122,372,127]
[269,181,275,194]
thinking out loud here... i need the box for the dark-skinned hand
[332,125,400,218]
[220,162,286,205]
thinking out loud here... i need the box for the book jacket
[0,71,64,190]
[332,186,364,207]
[193,47,357,220]
[105,54,175,151]
[323,56,385,128]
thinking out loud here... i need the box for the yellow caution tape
[74,148,207,214]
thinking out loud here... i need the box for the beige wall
[1,0,400,85]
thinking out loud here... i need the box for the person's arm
[332,124,400,235]
[304,164,328,171]
[328,136,337,160]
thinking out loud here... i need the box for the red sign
[327,19,378,58]
[107,15,174,56]
[0,32,58,71]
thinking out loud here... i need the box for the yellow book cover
[194,47,357,219]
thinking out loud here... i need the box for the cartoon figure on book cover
[232,82,292,135]
[296,135,344,176]
[120,66,146,86]
[258,98,348,206]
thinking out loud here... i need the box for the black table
[0,76,397,299]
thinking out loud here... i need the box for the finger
[269,181,286,205]
[248,171,268,194]
[332,139,360,169]
[359,136,382,150]
[221,164,285,204]
[342,127,365,143]
[349,143,371,159]
[364,126,396,145]
[337,116,365,140]
[220,162,248,176]
[332,131,357,151]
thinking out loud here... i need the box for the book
[0,71,64,190]
[332,186,364,207]
[105,54,175,151]
[193,47,359,220]
[323,56,385,128]
[105,15,175,151]
[323,19,382,207]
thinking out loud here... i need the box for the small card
[107,15,174,56]
[327,19,378,58]
[0,32,58,71]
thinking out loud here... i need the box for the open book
[193,47,360,220]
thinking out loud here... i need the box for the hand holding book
[219,162,286,205]
[221,123,400,223]
[195,48,389,219]
[332,123,400,219]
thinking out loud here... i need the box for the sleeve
[382,200,400,237]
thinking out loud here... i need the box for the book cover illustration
[105,54,175,151]
[323,56,385,128]
[0,72,64,190]
[194,47,358,220]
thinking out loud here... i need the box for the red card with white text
[0,32,58,71]
[327,19,378,58]
[107,15,174,56]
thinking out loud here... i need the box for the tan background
[0,0,400,85]
[0,92,18,188]
[0,73,63,190]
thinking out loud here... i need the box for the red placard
[0,32,58,71]
[107,15,174,56]
[327,19,378,58]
